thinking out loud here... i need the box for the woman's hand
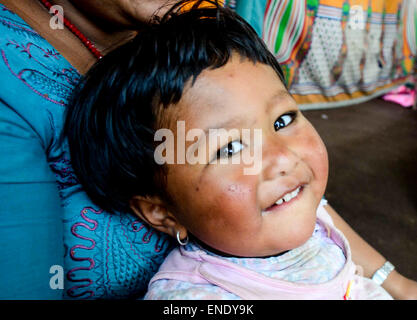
[384,271,417,300]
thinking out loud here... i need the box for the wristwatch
[371,261,395,286]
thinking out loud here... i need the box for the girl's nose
[261,137,300,181]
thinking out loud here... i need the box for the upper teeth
[276,187,301,205]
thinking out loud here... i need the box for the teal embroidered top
[0,3,172,299]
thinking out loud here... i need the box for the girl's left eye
[217,140,245,159]
[274,112,297,131]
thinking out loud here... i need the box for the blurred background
[305,98,417,280]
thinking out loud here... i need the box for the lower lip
[262,185,305,215]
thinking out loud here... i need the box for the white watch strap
[371,261,395,286]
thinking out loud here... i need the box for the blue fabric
[233,0,268,36]
[0,4,173,299]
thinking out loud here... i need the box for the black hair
[63,0,286,213]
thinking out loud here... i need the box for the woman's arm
[324,204,417,300]
[0,100,64,299]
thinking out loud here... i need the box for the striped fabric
[228,0,417,110]
[263,0,306,64]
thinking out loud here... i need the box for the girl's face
[161,56,329,257]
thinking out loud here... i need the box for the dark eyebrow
[266,89,292,114]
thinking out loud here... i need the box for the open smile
[261,185,305,216]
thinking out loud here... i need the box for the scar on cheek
[228,184,238,192]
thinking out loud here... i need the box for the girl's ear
[129,195,187,240]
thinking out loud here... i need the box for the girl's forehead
[158,58,288,132]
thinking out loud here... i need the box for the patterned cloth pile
[227,0,417,110]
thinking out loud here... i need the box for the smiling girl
[64,0,417,299]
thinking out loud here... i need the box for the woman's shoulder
[0,3,80,108]
[0,4,42,40]
[0,3,80,153]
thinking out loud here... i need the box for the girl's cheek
[302,128,329,192]
[293,120,328,189]
[198,167,258,212]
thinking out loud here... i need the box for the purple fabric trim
[0,16,40,36]
[66,207,103,299]
[121,223,146,263]
[105,214,112,291]
[131,220,170,253]
[2,49,65,106]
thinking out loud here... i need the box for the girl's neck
[190,235,289,259]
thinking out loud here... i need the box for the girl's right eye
[216,140,245,159]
